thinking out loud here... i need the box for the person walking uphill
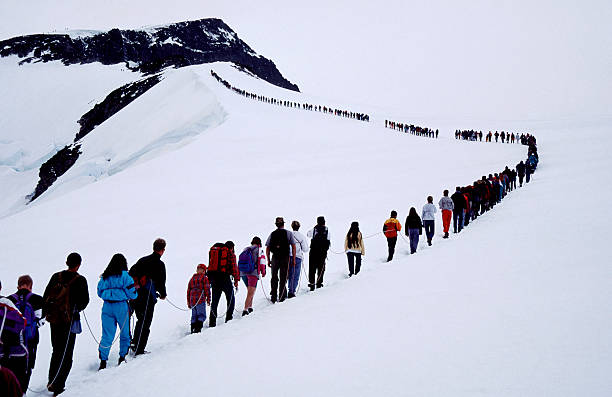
[345,222,365,276]
[422,196,437,246]
[0,279,29,395]
[451,187,466,233]
[7,275,44,392]
[438,190,454,238]
[383,211,402,261]
[129,238,167,355]
[97,254,137,370]
[208,241,240,327]
[238,237,264,315]
[405,208,423,254]
[187,264,211,333]
[42,252,89,396]
[266,218,297,302]
[308,216,331,290]
[288,221,309,299]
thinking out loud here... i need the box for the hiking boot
[118,356,127,366]
[316,284,323,289]
[443,232,449,239]
[309,284,315,292]
[225,316,233,323]
[271,296,277,303]
[242,310,249,316]
[98,360,107,371]
[288,293,296,299]
[248,308,253,314]
[134,350,150,356]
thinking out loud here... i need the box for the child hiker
[187,264,211,334]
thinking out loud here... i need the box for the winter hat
[197,264,207,271]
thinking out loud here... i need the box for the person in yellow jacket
[344,222,365,276]
[383,211,402,261]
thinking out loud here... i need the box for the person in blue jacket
[97,254,137,370]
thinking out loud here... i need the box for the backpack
[208,243,230,273]
[238,247,256,273]
[0,302,26,354]
[9,293,37,344]
[44,273,79,324]
[269,229,289,257]
[310,225,330,253]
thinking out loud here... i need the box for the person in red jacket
[383,211,402,261]
[187,264,211,334]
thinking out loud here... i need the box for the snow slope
[0,63,610,396]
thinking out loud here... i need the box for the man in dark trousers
[383,211,402,261]
[129,238,167,355]
[451,187,466,233]
[516,161,526,187]
[265,217,297,302]
[8,275,44,392]
[42,253,89,396]
[208,241,240,326]
[307,216,331,290]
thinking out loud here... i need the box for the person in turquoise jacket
[97,254,137,370]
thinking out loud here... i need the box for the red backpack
[208,243,230,273]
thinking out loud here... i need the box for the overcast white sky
[1,0,610,121]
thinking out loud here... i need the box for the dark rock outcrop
[30,75,162,202]
[0,18,299,91]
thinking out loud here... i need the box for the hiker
[0,279,28,395]
[187,264,211,333]
[7,275,44,392]
[438,190,454,238]
[405,208,423,254]
[344,222,365,276]
[288,221,309,298]
[383,211,402,261]
[422,196,437,246]
[42,252,89,396]
[238,237,263,315]
[208,241,239,327]
[0,364,22,397]
[515,161,526,187]
[97,254,137,370]
[129,238,167,355]
[307,216,331,290]
[265,218,297,302]
[451,187,466,233]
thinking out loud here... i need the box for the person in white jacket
[288,221,309,298]
[438,190,454,239]
[422,196,437,246]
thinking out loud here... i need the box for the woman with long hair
[405,208,423,254]
[97,253,137,370]
[344,221,365,276]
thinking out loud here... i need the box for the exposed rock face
[30,75,162,201]
[0,18,299,91]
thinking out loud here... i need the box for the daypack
[44,273,79,324]
[0,302,26,354]
[310,225,330,253]
[9,293,37,344]
[269,229,289,257]
[208,243,230,273]
[238,247,256,273]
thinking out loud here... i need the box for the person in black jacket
[451,187,466,233]
[516,161,526,187]
[42,253,89,396]
[129,238,167,356]
[405,208,423,254]
[7,275,44,392]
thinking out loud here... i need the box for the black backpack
[311,225,330,253]
[269,229,289,257]
[44,273,79,324]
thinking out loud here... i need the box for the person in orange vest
[383,211,402,261]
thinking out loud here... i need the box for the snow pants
[132,291,156,355]
[191,303,207,324]
[309,251,327,288]
[288,257,302,295]
[453,210,464,233]
[441,210,452,233]
[386,236,397,261]
[423,220,435,241]
[209,273,235,326]
[408,229,420,253]
[48,322,77,391]
[99,301,131,361]
[271,255,289,301]
[347,252,362,275]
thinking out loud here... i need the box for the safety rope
[82,306,130,349]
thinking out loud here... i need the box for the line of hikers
[455,129,537,145]
[210,69,370,122]
[0,143,539,397]
[385,120,438,138]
